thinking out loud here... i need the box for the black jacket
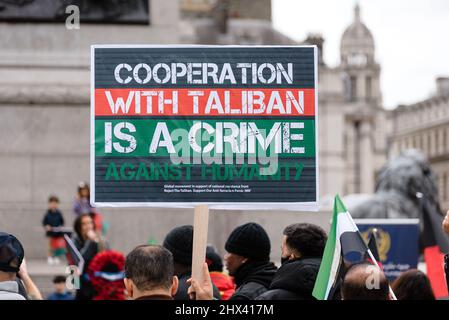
[230,261,277,300]
[72,235,100,300]
[42,209,64,237]
[174,272,222,300]
[256,257,321,300]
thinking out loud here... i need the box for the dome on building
[340,4,375,61]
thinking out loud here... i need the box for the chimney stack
[436,77,449,96]
[304,34,325,65]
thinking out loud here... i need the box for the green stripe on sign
[94,118,315,157]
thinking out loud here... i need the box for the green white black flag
[312,195,370,300]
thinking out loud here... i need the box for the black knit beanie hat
[225,222,271,261]
[206,245,223,272]
[163,225,193,265]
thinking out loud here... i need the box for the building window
[435,131,439,155]
[366,76,372,102]
[350,76,357,102]
[421,135,425,152]
[442,128,448,152]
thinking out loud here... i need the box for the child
[42,195,65,265]
[47,276,74,300]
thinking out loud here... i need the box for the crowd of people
[1,183,449,300]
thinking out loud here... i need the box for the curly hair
[283,223,327,258]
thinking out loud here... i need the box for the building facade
[313,5,390,205]
[179,0,295,45]
[390,78,449,212]
[0,0,182,258]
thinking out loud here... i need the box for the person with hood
[224,222,277,300]
[257,223,326,300]
[163,225,221,300]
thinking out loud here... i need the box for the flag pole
[366,246,397,300]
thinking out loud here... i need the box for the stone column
[345,121,357,194]
[359,120,374,194]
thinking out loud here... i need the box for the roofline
[393,94,449,113]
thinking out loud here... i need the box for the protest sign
[91,45,318,210]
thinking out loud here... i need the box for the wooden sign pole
[191,204,210,287]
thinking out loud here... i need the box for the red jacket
[209,272,235,300]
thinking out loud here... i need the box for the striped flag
[312,195,386,300]
[365,229,383,269]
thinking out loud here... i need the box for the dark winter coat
[72,234,100,300]
[256,257,321,300]
[229,261,277,300]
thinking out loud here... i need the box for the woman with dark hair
[71,214,107,300]
[392,269,435,300]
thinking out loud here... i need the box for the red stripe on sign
[94,88,315,117]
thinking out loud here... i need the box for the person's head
[53,275,67,294]
[74,213,95,240]
[124,245,178,299]
[77,182,90,199]
[0,233,24,282]
[163,225,193,273]
[281,223,327,263]
[206,245,223,272]
[341,262,390,300]
[48,195,60,211]
[224,222,271,276]
[392,269,435,300]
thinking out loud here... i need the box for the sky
[272,0,449,109]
